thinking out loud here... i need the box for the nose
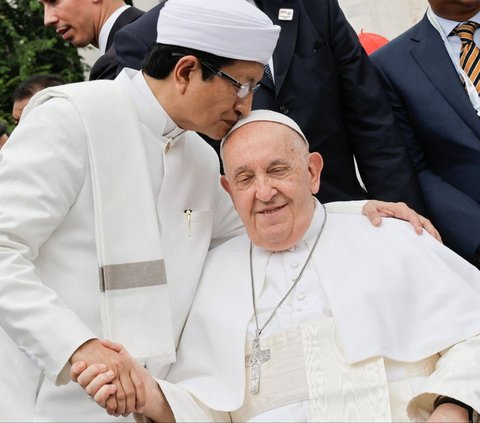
[43,5,58,27]
[233,93,254,118]
[255,176,278,202]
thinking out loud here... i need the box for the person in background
[108,0,425,212]
[37,0,144,80]
[11,74,65,124]
[72,110,480,423]
[371,0,480,268]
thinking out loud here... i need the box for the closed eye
[268,166,290,176]
[235,174,254,188]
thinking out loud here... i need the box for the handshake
[69,339,173,421]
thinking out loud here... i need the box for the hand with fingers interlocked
[70,340,174,421]
[70,339,146,417]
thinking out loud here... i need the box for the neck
[93,0,126,47]
[143,73,184,128]
[431,6,480,22]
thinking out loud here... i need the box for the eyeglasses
[171,53,260,99]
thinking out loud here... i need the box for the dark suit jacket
[371,14,480,261]
[89,6,144,80]
[113,0,424,211]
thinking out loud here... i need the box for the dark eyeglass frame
[171,53,260,99]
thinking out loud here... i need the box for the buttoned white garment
[164,201,480,421]
[0,68,242,421]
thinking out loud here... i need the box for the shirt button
[297,293,306,301]
[323,306,333,318]
[279,105,289,115]
[290,262,299,269]
[164,141,171,154]
[288,246,296,252]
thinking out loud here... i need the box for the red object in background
[358,29,389,55]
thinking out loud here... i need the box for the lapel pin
[278,8,294,21]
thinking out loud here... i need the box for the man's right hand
[69,338,144,416]
[71,340,174,421]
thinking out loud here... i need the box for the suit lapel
[258,0,299,95]
[106,7,144,50]
[411,16,480,138]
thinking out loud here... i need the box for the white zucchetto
[222,110,309,152]
[156,0,280,65]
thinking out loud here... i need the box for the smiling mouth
[257,204,286,215]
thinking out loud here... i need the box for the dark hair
[0,121,8,138]
[142,43,235,80]
[12,74,65,102]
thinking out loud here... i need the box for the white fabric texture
[156,0,280,65]
[0,68,243,421]
[165,202,480,414]
[26,81,176,369]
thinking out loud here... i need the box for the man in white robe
[73,110,480,422]
[0,1,281,420]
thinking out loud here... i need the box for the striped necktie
[452,21,480,93]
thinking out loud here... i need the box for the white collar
[98,5,130,54]
[428,7,480,116]
[115,68,184,140]
[432,9,480,38]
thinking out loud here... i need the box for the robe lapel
[410,17,480,139]
[257,0,299,95]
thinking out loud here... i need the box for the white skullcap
[221,110,309,153]
[156,0,280,65]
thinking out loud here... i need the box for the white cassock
[0,69,243,422]
[158,201,480,422]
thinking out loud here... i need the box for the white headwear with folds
[156,0,280,65]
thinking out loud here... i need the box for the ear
[220,175,233,196]
[307,152,323,195]
[173,56,199,94]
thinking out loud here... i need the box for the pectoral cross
[245,336,271,394]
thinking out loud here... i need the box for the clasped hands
[70,339,172,421]
[70,339,149,417]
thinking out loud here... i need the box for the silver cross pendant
[245,337,271,394]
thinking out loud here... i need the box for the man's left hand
[363,200,442,241]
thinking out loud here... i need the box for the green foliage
[0,0,87,130]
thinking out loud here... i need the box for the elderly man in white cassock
[72,110,480,423]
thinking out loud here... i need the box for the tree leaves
[0,0,86,131]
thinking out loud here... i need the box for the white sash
[26,82,176,368]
